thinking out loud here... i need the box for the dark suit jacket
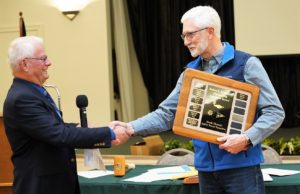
[3,78,112,194]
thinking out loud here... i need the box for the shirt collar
[214,43,225,65]
[202,43,225,67]
[30,82,47,96]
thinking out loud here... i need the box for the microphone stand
[44,84,62,116]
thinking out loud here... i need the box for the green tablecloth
[263,164,300,193]
[79,164,300,194]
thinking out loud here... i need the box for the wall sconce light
[53,0,93,21]
[62,11,80,21]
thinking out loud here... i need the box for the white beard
[190,37,208,57]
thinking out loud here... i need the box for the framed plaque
[173,68,260,144]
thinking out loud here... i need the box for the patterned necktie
[202,59,217,73]
[42,88,62,118]
[202,59,209,71]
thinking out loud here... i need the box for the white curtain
[111,0,136,121]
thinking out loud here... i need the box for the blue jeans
[198,165,265,194]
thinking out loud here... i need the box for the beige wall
[234,0,300,55]
[0,0,114,125]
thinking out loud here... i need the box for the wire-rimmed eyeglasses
[181,28,208,40]
[24,55,48,63]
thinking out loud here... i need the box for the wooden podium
[0,113,13,194]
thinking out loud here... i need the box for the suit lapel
[14,78,63,121]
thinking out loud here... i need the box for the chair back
[262,144,282,164]
[156,148,194,166]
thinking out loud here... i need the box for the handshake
[109,121,134,146]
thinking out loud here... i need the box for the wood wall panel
[0,113,13,194]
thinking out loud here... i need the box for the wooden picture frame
[173,68,260,144]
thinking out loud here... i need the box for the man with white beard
[123,6,285,194]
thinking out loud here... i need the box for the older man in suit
[3,36,129,194]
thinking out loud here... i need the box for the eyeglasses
[24,55,48,63]
[181,28,208,40]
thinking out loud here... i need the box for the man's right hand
[109,121,134,145]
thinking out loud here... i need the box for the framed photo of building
[173,68,260,144]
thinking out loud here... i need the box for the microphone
[76,95,88,127]
[77,95,106,170]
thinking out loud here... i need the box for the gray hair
[8,36,43,69]
[181,6,221,38]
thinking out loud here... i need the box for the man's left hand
[217,134,249,154]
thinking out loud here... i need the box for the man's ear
[207,27,215,38]
[20,60,29,72]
